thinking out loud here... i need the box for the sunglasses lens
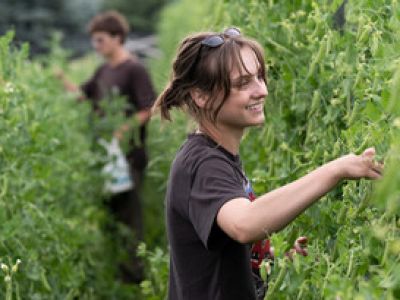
[200,28,241,49]
[201,35,224,47]
[224,27,241,37]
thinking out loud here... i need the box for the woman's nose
[253,79,268,99]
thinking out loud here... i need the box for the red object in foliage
[286,236,309,260]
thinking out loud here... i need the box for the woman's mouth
[245,102,264,113]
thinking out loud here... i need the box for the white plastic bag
[99,137,134,194]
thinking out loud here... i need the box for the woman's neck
[198,122,243,155]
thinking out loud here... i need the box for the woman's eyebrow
[232,72,258,83]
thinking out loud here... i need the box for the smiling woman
[153,28,383,300]
[154,28,267,125]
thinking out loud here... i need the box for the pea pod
[332,139,341,158]
[336,204,347,224]
[388,66,400,115]
[264,126,274,150]
[357,23,372,45]
[347,101,361,127]
[265,259,288,299]
[0,176,8,199]
[306,37,327,78]
[308,90,321,118]
[41,269,52,292]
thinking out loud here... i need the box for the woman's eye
[238,79,250,88]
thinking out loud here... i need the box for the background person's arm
[114,109,152,140]
[217,148,383,244]
[54,69,80,93]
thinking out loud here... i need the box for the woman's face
[216,46,268,130]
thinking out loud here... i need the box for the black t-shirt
[166,133,257,300]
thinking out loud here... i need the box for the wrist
[325,159,344,183]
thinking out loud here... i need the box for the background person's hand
[53,68,65,80]
[113,123,130,141]
[333,147,383,180]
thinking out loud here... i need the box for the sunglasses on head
[188,27,241,76]
[201,27,241,48]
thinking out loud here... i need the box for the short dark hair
[153,30,267,123]
[87,11,130,43]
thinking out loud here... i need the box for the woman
[153,28,382,300]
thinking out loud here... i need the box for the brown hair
[88,11,130,44]
[153,29,266,123]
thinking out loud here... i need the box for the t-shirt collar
[188,133,242,164]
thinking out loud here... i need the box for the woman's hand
[332,147,383,180]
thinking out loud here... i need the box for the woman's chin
[249,114,265,126]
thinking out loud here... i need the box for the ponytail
[153,78,191,121]
[152,33,207,121]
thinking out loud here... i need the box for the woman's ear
[190,88,208,108]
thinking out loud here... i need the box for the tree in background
[0,0,168,56]
[0,0,101,55]
[102,0,169,34]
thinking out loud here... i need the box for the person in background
[153,28,383,300]
[56,11,156,283]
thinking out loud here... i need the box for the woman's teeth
[246,102,263,111]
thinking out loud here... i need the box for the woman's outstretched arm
[217,148,383,244]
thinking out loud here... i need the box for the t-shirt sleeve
[189,157,248,250]
[129,63,156,110]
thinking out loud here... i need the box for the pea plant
[148,0,400,299]
[219,0,400,298]
[0,31,137,299]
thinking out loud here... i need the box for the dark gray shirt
[166,133,256,300]
[81,58,155,145]
[81,58,155,170]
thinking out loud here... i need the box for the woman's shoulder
[174,134,237,174]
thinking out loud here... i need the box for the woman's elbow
[231,220,256,244]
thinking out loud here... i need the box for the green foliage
[219,1,400,298]
[102,0,169,33]
[150,0,217,92]
[149,0,400,299]
[0,0,101,55]
[0,31,137,299]
[137,243,169,299]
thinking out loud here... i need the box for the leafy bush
[137,243,169,299]
[0,31,138,299]
[149,0,400,299]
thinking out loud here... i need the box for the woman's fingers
[367,169,382,180]
[362,147,376,158]
[373,161,384,174]
[366,156,383,178]
[359,148,384,179]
